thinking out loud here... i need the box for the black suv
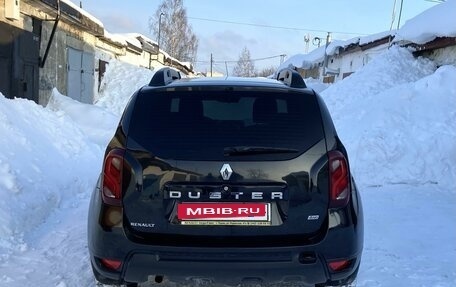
[88,68,363,287]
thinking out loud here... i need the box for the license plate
[178,202,271,226]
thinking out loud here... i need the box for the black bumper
[88,187,363,286]
[91,245,360,286]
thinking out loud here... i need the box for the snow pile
[322,47,456,190]
[95,59,156,116]
[305,77,330,93]
[394,0,456,44]
[0,94,103,253]
[47,88,118,146]
[322,46,436,115]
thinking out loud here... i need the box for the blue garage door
[67,47,94,103]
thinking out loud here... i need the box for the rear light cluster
[328,259,352,272]
[100,258,122,271]
[328,150,350,208]
[101,148,125,206]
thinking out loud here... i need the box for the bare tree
[149,0,198,63]
[232,47,256,77]
[256,66,277,78]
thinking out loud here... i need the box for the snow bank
[322,46,436,114]
[322,47,456,190]
[95,59,156,116]
[47,88,118,146]
[305,77,330,93]
[0,94,103,253]
[394,0,456,44]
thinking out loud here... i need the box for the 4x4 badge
[220,164,233,180]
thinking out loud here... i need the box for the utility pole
[304,34,310,53]
[396,0,404,29]
[158,12,164,63]
[323,32,332,76]
[225,61,229,77]
[210,53,213,77]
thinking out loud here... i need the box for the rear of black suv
[88,68,363,287]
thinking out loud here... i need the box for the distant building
[279,0,456,84]
[392,0,456,67]
[278,31,394,84]
[409,37,456,67]
[0,0,194,105]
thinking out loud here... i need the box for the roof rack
[276,68,306,88]
[149,67,181,86]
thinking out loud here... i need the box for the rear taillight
[328,150,350,208]
[100,258,122,271]
[328,259,351,272]
[101,149,125,206]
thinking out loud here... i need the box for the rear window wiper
[223,146,300,156]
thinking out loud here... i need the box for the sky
[70,0,439,73]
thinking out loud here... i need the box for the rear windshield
[128,90,324,161]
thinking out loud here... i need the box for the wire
[188,16,368,36]
[195,54,285,64]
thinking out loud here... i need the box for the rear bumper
[91,244,360,286]
[88,187,363,286]
[89,220,362,286]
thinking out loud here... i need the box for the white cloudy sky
[71,0,438,73]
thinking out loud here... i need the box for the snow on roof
[103,30,127,46]
[113,33,143,49]
[61,0,104,28]
[180,61,193,70]
[162,52,192,71]
[326,38,360,55]
[359,30,395,45]
[113,34,192,71]
[136,34,159,46]
[278,30,397,70]
[119,33,159,46]
[394,0,456,44]
[278,46,326,70]
[326,31,394,55]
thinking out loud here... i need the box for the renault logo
[220,164,233,181]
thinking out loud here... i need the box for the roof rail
[149,67,181,86]
[276,68,306,88]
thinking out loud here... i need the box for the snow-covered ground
[320,47,456,287]
[0,48,455,286]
